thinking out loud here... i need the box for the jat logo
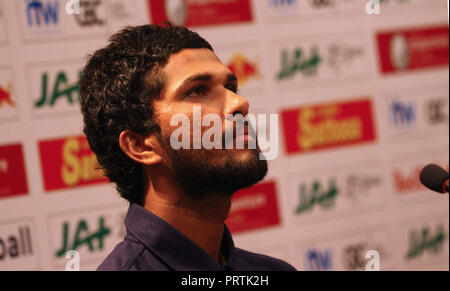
[277,47,321,80]
[294,178,339,215]
[281,98,376,154]
[56,217,110,259]
[49,206,126,268]
[28,62,82,117]
[406,225,447,260]
[38,136,108,192]
[35,69,81,109]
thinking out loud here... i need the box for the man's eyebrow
[226,73,238,83]
[179,72,238,89]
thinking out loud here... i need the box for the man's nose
[224,91,250,117]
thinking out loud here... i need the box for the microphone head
[419,164,449,193]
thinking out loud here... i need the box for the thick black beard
[159,137,268,200]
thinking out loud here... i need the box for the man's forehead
[166,48,222,68]
[163,49,226,78]
[162,48,232,91]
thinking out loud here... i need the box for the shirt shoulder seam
[122,238,146,271]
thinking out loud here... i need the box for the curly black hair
[79,24,213,205]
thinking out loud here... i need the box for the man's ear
[119,130,163,166]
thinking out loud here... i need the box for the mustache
[221,122,257,149]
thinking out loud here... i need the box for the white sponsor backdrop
[0,0,448,271]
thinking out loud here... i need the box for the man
[80,23,296,271]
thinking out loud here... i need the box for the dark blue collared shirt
[97,204,297,271]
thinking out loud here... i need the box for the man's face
[152,48,267,198]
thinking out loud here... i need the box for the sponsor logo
[342,242,385,270]
[19,0,107,40]
[277,47,321,80]
[292,167,384,219]
[226,181,280,233]
[267,0,299,14]
[392,162,449,194]
[0,69,18,120]
[0,144,29,199]
[385,91,449,139]
[108,0,132,21]
[265,0,360,18]
[305,248,333,271]
[56,216,110,259]
[327,43,365,73]
[0,219,38,270]
[389,99,416,129]
[149,0,253,27]
[406,224,447,260]
[26,0,60,28]
[277,44,365,81]
[227,53,260,86]
[281,98,376,154]
[0,226,33,261]
[295,178,339,215]
[106,0,138,38]
[28,61,82,117]
[425,97,449,126]
[215,45,264,94]
[309,0,335,8]
[269,0,298,8]
[344,172,382,205]
[0,83,13,108]
[38,135,108,192]
[274,34,368,88]
[74,0,104,27]
[49,206,126,267]
[377,25,449,74]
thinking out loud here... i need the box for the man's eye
[186,86,208,97]
[226,84,239,94]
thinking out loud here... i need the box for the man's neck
[144,182,231,263]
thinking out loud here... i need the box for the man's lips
[222,126,255,148]
[234,127,254,143]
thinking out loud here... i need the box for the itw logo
[269,0,298,7]
[390,101,416,127]
[26,0,60,26]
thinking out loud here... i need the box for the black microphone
[419,164,449,194]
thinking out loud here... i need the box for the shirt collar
[124,203,236,271]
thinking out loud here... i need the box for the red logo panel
[38,136,108,192]
[281,98,377,154]
[0,144,28,199]
[377,25,449,74]
[226,181,280,234]
[148,0,252,27]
